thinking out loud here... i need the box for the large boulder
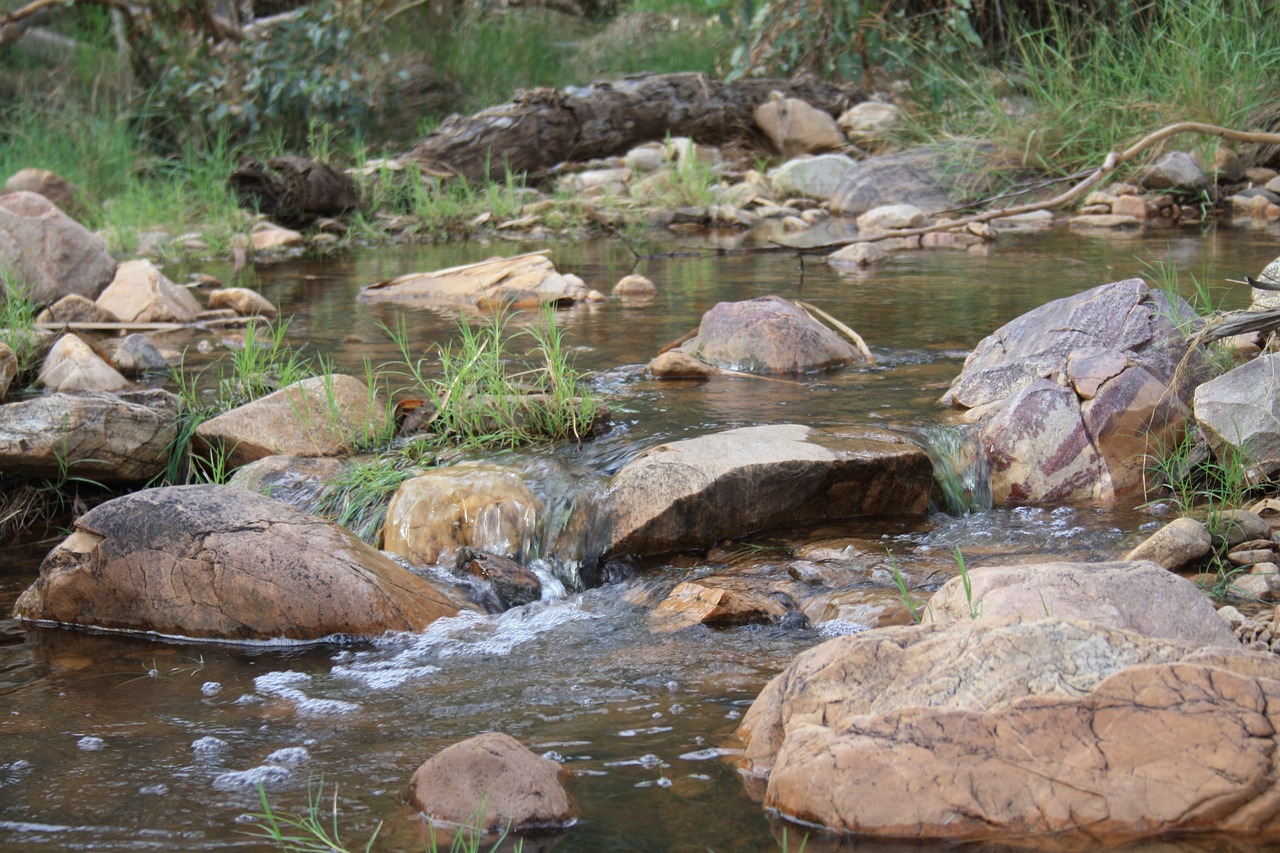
[767,154,860,201]
[606,424,931,557]
[383,466,537,567]
[194,375,387,470]
[12,485,473,641]
[0,191,116,305]
[737,618,1280,844]
[925,560,1238,649]
[1194,353,1280,482]
[0,389,177,484]
[943,278,1207,503]
[754,98,845,158]
[406,732,576,835]
[830,145,994,216]
[358,252,590,309]
[95,259,203,324]
[659,296,866,375]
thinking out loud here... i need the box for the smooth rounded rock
[0,191,115,305]
[39,333,128,393]
[1124,517,1213,571]
[96,259,203,324]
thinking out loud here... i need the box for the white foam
[266,747,310,767]
[212,765,292,791]
[76,736,105,751]
[191,736,229,755]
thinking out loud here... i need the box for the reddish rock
[407,732,576,834]
[653,580,789,630]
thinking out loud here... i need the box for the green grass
[898,0,1280,180]
[311,454,416,547]
[0,272,47,391]
[384,308,599,450]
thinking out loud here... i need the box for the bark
[402,72,865,182]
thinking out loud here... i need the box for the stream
[2,222,1279,851]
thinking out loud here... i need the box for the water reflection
[3,223,1279,851]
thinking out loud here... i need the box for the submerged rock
[0,191,116,305]
[943,278,1207,503]
[406,732,576,835]
[652,579,791,631]
[606,424,931,557]
[12,484,473,641]
[738,617,1280,844]
[660,295,866,375]
[0,389,177,484]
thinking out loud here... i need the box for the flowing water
[2,222,1279,852]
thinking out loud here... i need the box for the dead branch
[801,121,1280,252]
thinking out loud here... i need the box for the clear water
[2,221,1279,852]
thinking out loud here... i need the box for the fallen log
[401,72,865,183]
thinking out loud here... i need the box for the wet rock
[647,351,716,379]
[39,333,128,393]
[194,374,387,470]
[942,278,1207,503]
[830,145,994,216]
[96,260,203,324]
[12,484,471,641]
[1123,517,1213,571]
[4,168,85,218]
[855,204,925,232]
[226,454,348,511]
[737,617,1280,844]
[767,155,859,202]
[606,424,931,557]
[754,97,845,158]
[359,252,589,309]
[0,389,177,484]
[612,274,656,300]
[653,579,789,630]
[0,191,116,305]
[926,560,1237,648]
[1141,151,1210,191]
[0,341,15,400]
[826,241,887,269]
[36,294,118,325]
[1068,213,1141,229]
[836,102,899,148]
[207,288,279,318]
[662,295,865,375]
[249,222,304,251]
[383,466,536,567]
[406,732,576,834]
[462,551,542,610]
[1194,353,1280,482]
[109,333,169,374]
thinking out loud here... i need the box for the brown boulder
[666,295,866,375]
[653,580,789,630]
[754,97,846,158]
[0,191,116,305]
[606,424,931,557]
[738,618,1280,844]
[407,732,576,835]
[207,287,279,317]
[4,168,85,218]
[0,389,177,484]
[12,484,473,641]
[36,294,119,325]
[39,333,128,393]
[925,560,1238,649]
[1124,517,1213,570]
[194,374,387,469]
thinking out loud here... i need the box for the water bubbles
[212,765,292,791]
[817,620,870,637]
[265,747,310,767]
[191,736,229,755]
[138,784,169,795]
[200,682,222,696]
[668,704,684,715]
[541,750,565,762]
[252,670,359,716]
[76,736,105,751]
[678,747,742,761]
[253,671,312,693]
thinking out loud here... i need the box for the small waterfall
[917,424,993,516]
[513,455,614,591]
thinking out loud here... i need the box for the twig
[796,121,1280,252]
[793,299,877,365]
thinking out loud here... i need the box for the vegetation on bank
[0,0,1276,253]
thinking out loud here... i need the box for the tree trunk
[401,72,865,182]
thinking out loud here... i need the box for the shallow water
[3,221,1279,852]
